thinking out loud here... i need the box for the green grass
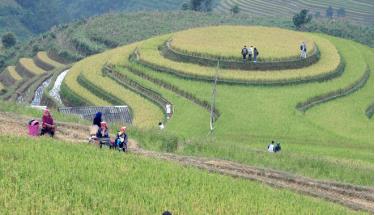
[117,33,372,185]
[0,135,363,214]
[61,25,373,185]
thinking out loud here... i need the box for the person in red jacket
[41,109,55,137]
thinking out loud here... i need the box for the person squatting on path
[115,126,128,152]
[41,109,55,137]
[96,121,110,148]
[241,45,248,64]
[268,140,281,153]
[300,42,307,59]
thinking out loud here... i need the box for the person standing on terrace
[241,45,248,63]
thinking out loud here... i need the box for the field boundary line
[103,64,172,122]
[365,102,374,119]
[135,49,345,86]
[125,58,221,120]
[163,40,320,71]
[296,65,370,112]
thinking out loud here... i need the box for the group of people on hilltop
[300,42,308,59]
[241,45,259,64]
[91,112,128,152]
[240,42,308,63]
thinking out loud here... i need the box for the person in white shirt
[166,104,172,119]
[248,46,254,62]
[158,122,165,130]
[268,140,275,153]
[300,42,307,59]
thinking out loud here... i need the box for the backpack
[242,48,248,55]
[274,143,281,152]
[255,49,259,56]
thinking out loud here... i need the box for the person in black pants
[241,45,248,64]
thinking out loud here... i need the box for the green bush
[1,32,17,48]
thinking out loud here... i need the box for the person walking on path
[248,46,254,62]
[166,104,172,119]
[300,42,307,59]
[241,45,248,64]
[253,47,259,63]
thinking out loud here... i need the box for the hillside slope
[215,0,374,26]
[0,0,185,39]
[1,11,372,73]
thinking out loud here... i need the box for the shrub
[2,32,17,48]
[160,134,179,152]
[293,9,312,29]
[230,5,240,14]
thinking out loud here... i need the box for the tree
[1,32,16,48]
[293,9,312,29]
[337,8,346,17]
[326,6,334,18]
[230,5,240,14]
[181,2,190,10]
[190,0,213,12]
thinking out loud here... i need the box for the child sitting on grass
[115,126,128,152]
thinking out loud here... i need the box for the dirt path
[0,112,373,213]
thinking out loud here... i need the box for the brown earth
[0,111,373,213]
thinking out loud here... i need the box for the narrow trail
[0,112,373,213]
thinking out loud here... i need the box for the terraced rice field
[63,26,373,189]
[18,58,46,75]
[0,52,68,104]
[139,33,340,83]
[6,66,22,81]
[171,26,315,60]
[65,43,163,128]
[36,51,65,68]
[215,0,374,25]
